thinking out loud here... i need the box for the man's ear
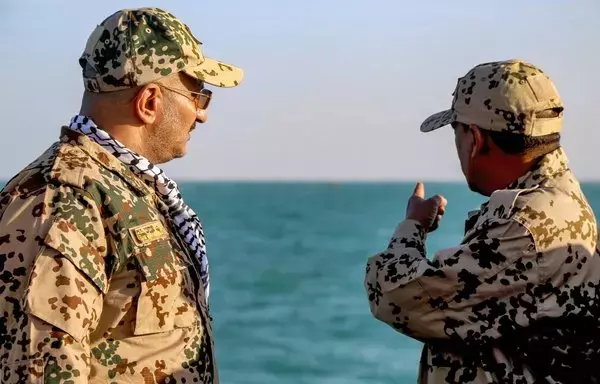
[469,124,485,157]
[134,84,163,125]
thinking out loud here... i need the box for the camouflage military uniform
[0,7,243,383]
[365,60,600,383]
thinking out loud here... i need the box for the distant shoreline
[3,180,600,185]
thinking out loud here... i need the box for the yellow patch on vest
[129,221,168,245]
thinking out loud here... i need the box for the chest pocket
[127,221,197,335]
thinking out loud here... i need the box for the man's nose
[197,109,208,123]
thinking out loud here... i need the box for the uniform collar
[507,147,570,190]
[58,127,154,196]
[464,147,570,234]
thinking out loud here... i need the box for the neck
[79,107,146,156]
[476,155,539,196]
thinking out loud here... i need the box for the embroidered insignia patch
[129,221,168,245]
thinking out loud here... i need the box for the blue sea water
[180,181,600,383]
[3,181,600,383]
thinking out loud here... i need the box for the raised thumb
[413,181,425,198]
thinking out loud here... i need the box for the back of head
[421,59,564,139]
[420,59,566,194]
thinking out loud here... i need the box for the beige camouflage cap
[420,59,563,136]
[79,7,243,92]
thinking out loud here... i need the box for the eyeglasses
[158,83,212,110]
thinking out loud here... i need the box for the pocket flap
[128,221,190,281]
[132,237,190,281]
[43,216,108,294]
[131,237,195,335]
[26,249,104,343]
[2,358,44,384]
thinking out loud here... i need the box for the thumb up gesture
[406,181,447,232]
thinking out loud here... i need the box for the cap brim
[420,109,454,133]
[184,57,244,88]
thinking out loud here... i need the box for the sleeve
[364,217,538,345]
[0,185,108,383]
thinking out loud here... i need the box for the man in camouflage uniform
[364,59,600,383]
[0,7,242,383]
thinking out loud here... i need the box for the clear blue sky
[1,0,598,181]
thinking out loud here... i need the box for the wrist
[405,216,429,231]
[394,219,426,240]
[387,219,427,252]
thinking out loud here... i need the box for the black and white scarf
[68,115,210,298]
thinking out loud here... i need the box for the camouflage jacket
[365,148,600,383]
[0,128,217,383]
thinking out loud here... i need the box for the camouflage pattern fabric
[364,148,600,383]
[420,59,563,136]
[79,7,243,92]
[68,115,211,298]
[0,128,217,383]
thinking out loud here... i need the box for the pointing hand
[405,181,447,232]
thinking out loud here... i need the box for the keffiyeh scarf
[68,115,210,298]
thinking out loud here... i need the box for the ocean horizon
[2,181,600,383]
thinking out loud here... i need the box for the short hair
[457,108,562,158]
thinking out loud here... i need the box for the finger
[413,181,425,198]
[438,196,447,214]
[440,195,448,206]
[429,214,442,232]
[431,194,447,210]
[437,204,446,215]
[431,214,443,231]
[432,194,446,205]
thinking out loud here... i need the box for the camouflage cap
[79,7,243,92]
[420,59,563,136]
